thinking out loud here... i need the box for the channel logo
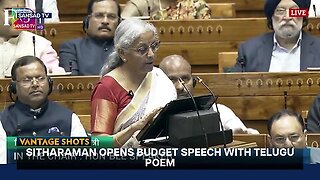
[289,8,309,17]
[3,8,52,30]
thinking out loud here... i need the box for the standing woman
[91,18,177,147]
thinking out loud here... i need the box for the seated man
[0,56,86,137]
[0,0,65,78]
[268,109,320,163]
[0,120,6,164]
[232,0,320,72]
[59,0,120,75]
[159,54,259,134]
[121,0,211,20]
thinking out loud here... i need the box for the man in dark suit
[232,0,320,72]
[59,0,121,75]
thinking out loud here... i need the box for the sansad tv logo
[3,8,52,30]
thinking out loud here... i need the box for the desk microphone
[32,36,36,56]
[179,77,209,148]
[313,4,317,17]
[195,76,227,148]
[284,90,288,110]
[16,124,21,136]
[69,61,72,72]
[239,56,246,72]
[146,0,151,17]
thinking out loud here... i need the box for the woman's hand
[131,107,163,131]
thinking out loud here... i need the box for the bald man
[159,55,259,134]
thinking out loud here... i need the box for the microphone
[69,61,72,72]
[239,56,246,73]
[16,124,21,136]
[128,90,134,98]
[178,78,209,148]
[146,0,151,17]
[32,36,36,57]
[195,76,227,148]
[313,4,317,17]
[284,90,288,110]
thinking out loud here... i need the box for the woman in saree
[90,18,177,147]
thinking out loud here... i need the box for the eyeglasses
[128,41,160,56]
[274,8,288,16]
[16,76,47,86]
[90,12,118,21]
[273,134,302,145]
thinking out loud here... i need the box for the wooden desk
[38,18,320,73]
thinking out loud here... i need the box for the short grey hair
[100,18,158,76]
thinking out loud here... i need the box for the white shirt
[0,121,7,164]
[269,32,302,72]
[212,103,259,134]
[309,0,320,17]
[25,0,60,23]
[309,147,320,164]
[71,113,88,137]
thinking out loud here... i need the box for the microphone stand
[32,36,36,57]
[179,78,209,148]
[195,76,227,148]
[284,90,288,110]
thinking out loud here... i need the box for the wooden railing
[57,0,264,20]
[1,72,320,133]
[37,18,320,73]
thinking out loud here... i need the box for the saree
[91,67,177,146]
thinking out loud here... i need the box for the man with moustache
[59,0,121,75]
[232,0,320,72]
[0,56,87,137]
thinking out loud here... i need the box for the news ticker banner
[5,137,310,169]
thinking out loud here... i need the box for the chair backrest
[210,3,236,18]
[218,52,238,72]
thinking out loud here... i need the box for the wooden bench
[1,72,320,133]
[57,0,236,21]
[119,0,265,17]
[37,18,320,73]
[206,0,265,17]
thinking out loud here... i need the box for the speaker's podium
[137,95,233,147]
